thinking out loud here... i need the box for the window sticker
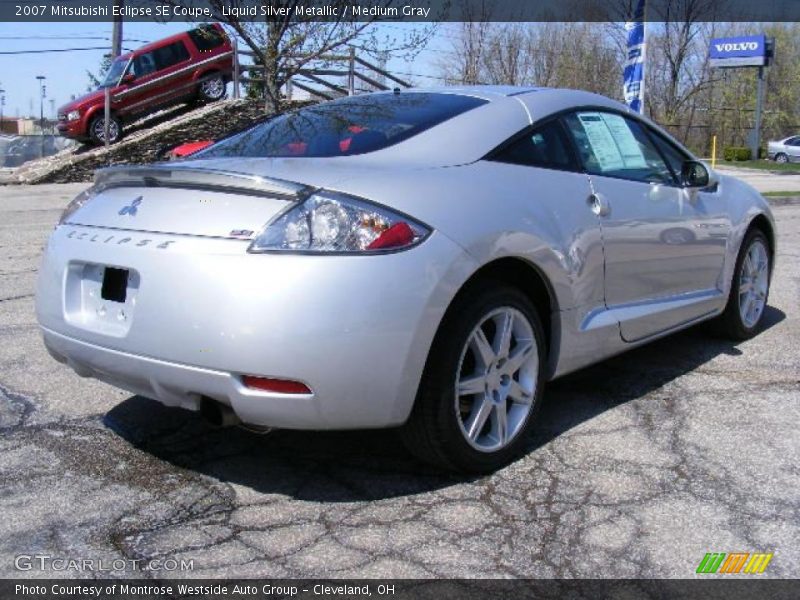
[577,113,647,172]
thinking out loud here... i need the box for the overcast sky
[0,21,451,118]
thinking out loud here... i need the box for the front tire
[775,153,788,164]
[88,114,122,145]
[716,229,771,340]
[401,285,546,473]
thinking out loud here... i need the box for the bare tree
[161,0,434,111]
[436,0,493,85]
[440,21,621,97]
[645,0,717,126]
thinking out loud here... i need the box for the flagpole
[623,0,647,116]
[641,1,647,117]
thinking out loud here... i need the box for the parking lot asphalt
[0,183,798,579]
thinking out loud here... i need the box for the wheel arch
[748,213,775,264]
[85,104,119,124]
[194,68,223,83]
[437,256,558,369]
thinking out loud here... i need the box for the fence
[230,40,411,102]
[0,134,77,167]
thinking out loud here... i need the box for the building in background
[0,117,36,135]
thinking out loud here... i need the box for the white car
[36,87,776,472]
[767,135,800,163]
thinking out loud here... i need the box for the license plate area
[65,262,140,337]
[101,267,129,303]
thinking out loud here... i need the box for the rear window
[198,93,488,158]
[188,25,226,52]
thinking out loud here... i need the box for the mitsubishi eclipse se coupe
[36,87,776,472]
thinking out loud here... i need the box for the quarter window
[153,41,190,70]
[490,120,576,171]
[563,111,674,184]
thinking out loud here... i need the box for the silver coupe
[36,87,776,472]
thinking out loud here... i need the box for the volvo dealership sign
[709,35,768,68]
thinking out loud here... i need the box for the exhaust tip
[200,397,241,428]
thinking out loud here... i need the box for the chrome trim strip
[112,51,233,101]
[581,288,723,332]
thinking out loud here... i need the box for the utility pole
[36,75,46,157]
[0,89,5,135]
[111,0,124,58]
[750,40,774,159]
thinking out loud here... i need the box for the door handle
[588,193,611,217]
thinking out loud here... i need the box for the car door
[118,41,193,117]
[561,110,729,342]
[485,117,608,367]
[785,137,800,160]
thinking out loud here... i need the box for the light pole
[0,89,5,135]
[36,75,46,157]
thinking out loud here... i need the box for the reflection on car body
[36,87,776,472]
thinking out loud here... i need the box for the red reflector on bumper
[242,375,312,394]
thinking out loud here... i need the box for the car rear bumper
[35,224,475,430]
[41,326,326,428]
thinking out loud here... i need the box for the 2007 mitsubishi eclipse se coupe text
[36,86,776,472]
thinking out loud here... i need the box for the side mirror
[681,160,710,188]
[121,73,135,84]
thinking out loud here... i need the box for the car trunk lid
[64,165,312,240]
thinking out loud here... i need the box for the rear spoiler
[93,164,312,200]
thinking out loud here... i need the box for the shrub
[723,146,752,161]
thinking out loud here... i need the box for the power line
[0,47,117,55]
[0,36,149,42]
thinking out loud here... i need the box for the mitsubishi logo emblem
[119,196,142,216]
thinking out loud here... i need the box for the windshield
[99,57,129,89]
[198,92,488,158]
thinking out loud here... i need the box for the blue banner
[623,0,646,114]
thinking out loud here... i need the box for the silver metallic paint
[35,87,776,430]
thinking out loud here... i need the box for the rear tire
[88,114,122,145]
[715,228,771,340]
[197,73,226,102]
[400,285,546,473]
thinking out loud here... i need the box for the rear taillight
[366,222,415,250]
[242,375,312,395]
[247,190,430,254]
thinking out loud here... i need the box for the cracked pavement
[0,183,798,579]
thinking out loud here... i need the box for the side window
[133,52,157,77]
[188,26,226,52]
[648,128,689,180]
[491,120,576,171]
[153,41,190,71]
[563,111,675,184]
[787,137,800,146]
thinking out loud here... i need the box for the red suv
[57,24,233,145]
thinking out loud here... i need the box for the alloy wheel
[93,118,119,143]
[201,76,224,99]
[738,239,769,328]
[454,307,538,453]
